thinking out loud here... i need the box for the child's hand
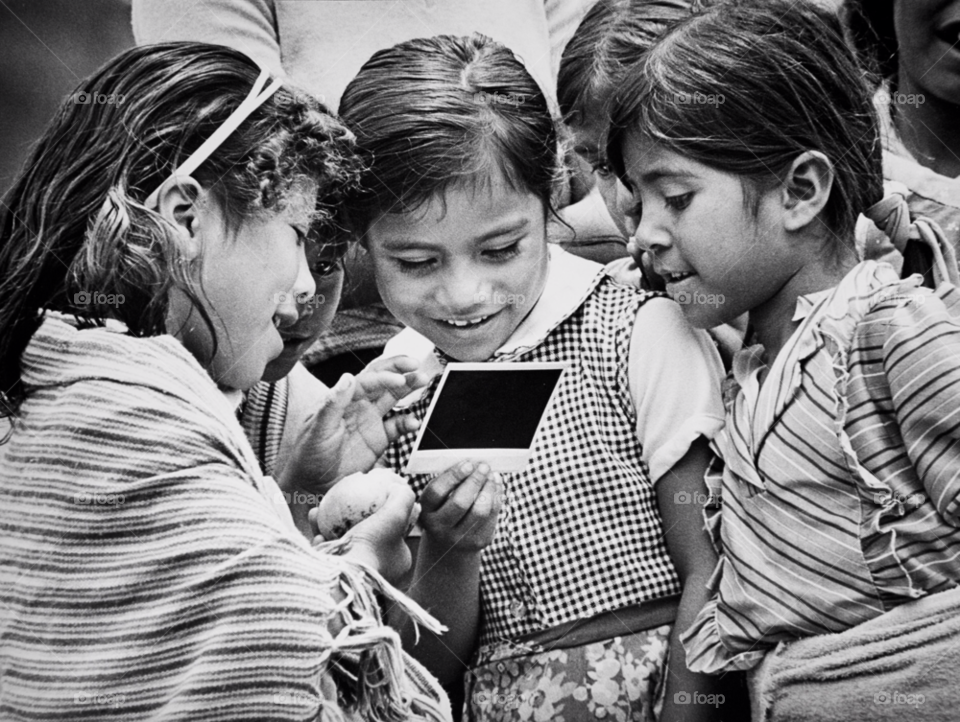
[418,461,503,556]
[310,479,418,584]
[281,356,429,491]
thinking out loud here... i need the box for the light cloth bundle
[748,585,960,722]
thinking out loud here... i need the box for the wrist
[418,534,483,566]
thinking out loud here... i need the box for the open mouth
[663,271,695,284]
[437,313,494,329]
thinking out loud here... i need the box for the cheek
[369,254,418,312]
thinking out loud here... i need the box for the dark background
[1,0,134,198]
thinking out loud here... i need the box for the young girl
[340,34,726,722]
[608,1,960,718]
[0,42,449,721]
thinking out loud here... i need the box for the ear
[154,175,206,261]
[781,150,834,231]
[780,151,835,233]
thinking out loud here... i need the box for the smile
[664,271,695,283]
[438,314,493,328]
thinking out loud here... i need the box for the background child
[0,42,448,721]
[559,0,694,250]
[340,33,726,722]
[557,0,744,371]
[843,0,960,278]
[608,1,960,718]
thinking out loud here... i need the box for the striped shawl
[0,315,449,722]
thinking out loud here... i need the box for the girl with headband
[0,41,449,721]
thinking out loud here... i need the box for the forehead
[622,132,701,184]
[569,106,610,157]
[368,168,543,242]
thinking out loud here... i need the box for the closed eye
[396,257,436,273]
[483,241,521,262]
[665,193,693,212]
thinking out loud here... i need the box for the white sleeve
[629,297,725,483]
[132,0,283,78]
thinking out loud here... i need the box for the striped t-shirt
[684,261,960,673]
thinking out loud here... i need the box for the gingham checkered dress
[385,273,683,651]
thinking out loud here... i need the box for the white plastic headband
[144,67,283,209]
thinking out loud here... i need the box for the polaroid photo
[405,362,569,475]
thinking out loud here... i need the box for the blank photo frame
[405,362,569,474]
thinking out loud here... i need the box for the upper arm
[629,298,725,483]
[655,436,718,581]
[875,291,960,523]
[131,0,282,75]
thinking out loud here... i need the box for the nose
[634,203,671,255]
[277,246,317,328]
[436,260,493,313]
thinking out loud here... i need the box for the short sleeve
[629,298,725,483]
[131,0,283,77]
[875,287,960,524]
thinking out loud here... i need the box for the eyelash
[311,257,343,278]
[396,258,434,274]
[485,241,521,261]
[394,242,522,274]
[591,162,613,179]
[665,193,693,212]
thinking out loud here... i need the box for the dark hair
[843,0,897,84]
[0,41,360,416]
[608,0,883,245]
[557,0,697,123]
[338,33,561,232]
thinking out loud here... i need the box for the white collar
[384,245,605,405]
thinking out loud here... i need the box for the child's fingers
[383,413,420,443]
[310,373,355,437]
[360,354,419,377]
[468,474,501,520]
[419,461,478,513]
[433,463,491,527]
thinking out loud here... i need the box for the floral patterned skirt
[463,626,672,722]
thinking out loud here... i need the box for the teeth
[273,317,282,329]
[667,272,693,282]
[442,315,489,327]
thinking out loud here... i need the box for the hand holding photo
[405,362,568,474]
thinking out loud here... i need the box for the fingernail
[461,461,475,474]
[477,463,490,475]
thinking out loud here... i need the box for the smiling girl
[340,33,726,722]
[608,1,960,718]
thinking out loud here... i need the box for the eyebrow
[637,167,698,184]
[573,142,601,158]
[379,218,530,250]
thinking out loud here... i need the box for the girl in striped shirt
[0,42,448,721]
[608,0,960,717]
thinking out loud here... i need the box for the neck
[750,245,858,369]
[894,75,960,178]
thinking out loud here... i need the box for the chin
[261,352,300,383]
